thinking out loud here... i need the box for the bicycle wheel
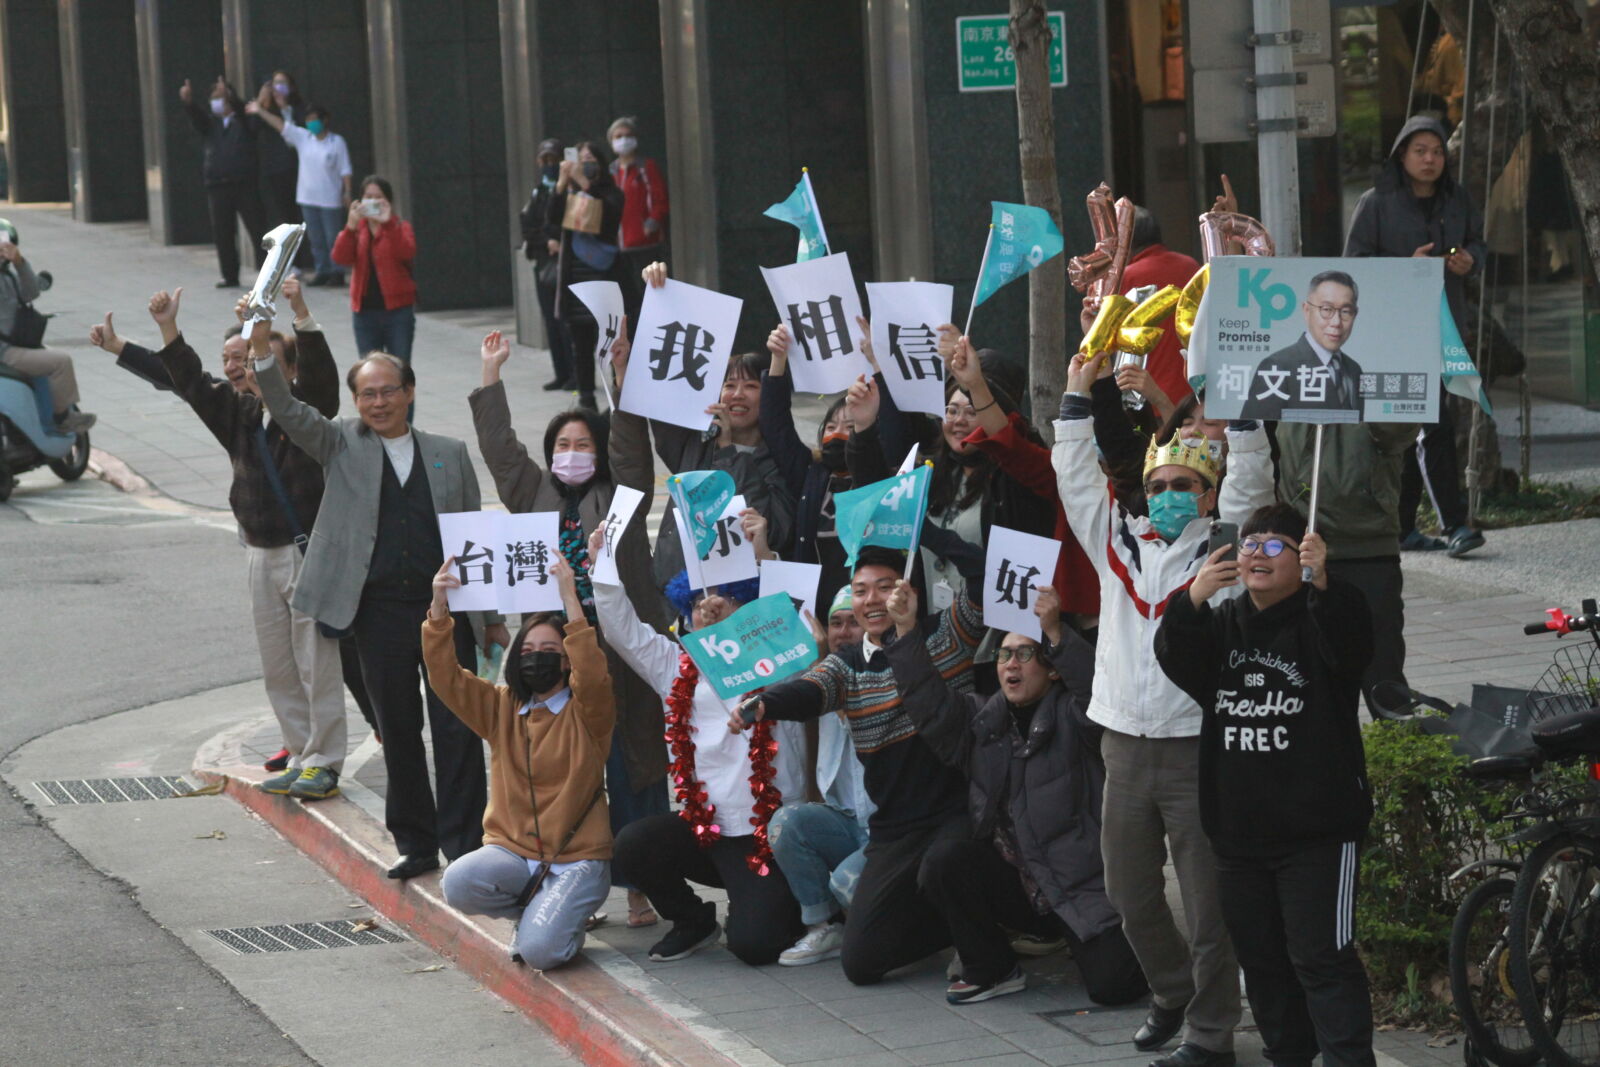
[1509,834,1600,1067]
[1451,876,1541,1066]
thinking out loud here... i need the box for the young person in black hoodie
[1154,504,1376,1067]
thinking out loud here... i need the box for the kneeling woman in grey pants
[422,552,615,970]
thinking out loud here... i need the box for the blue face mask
[306,119,326,136]
[1147,490,1201,541]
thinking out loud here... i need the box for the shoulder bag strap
[253,421,308,551]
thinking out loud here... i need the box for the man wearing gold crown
[1051,348,1274,1067]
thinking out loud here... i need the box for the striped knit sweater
[762,594,983,840]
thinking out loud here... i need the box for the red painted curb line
[198,767,738,1067]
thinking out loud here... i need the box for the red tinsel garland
[665,652,782,876]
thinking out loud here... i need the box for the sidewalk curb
[194,738,739,1067]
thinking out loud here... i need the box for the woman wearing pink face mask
[470,328,670,929]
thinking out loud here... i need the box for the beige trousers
[247,544,347,770]
[1,344,78,413]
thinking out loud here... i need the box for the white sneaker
[778,921,844,966]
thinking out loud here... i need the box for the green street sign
[956,12,1068,93]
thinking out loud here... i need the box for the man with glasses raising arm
[1240,272,1365,423]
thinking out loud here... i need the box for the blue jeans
[352,304,416,362]
[300,204,345,278]
[768,802,870,926]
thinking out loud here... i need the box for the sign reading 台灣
[761,252,872,395]
[684,593,820,702]
[956,13,1067,93]
[983,525,1060,640]
[438,510,563,613]
[865,281,954,417]
[619,278,743,431]
[1195,256,1442,425]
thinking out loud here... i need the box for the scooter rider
[0,219,94,434]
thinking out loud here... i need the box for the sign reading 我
[956,13,1067,93]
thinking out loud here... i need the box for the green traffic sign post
[955,12,1067,93]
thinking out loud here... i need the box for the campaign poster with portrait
[1196,256,1442,424]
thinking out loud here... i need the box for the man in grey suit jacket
[253,323,507,880]
[1239,271,1365,423]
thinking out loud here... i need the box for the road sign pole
[1252,0,1302,255]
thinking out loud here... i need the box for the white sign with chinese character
[759,559,824,621]
[619,279,744,431]
[674,493,759,592]
[761,252,872,395]
[437,510,563,614]
[569,280,626,409]
[982,525,1060,641]
[865,281,954,416]
[1196,256,1442,424]
[589,485,646,586]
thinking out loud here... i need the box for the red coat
[332,218,417,312]
[1121,244,1201,408]
[611,157,668,250]
[965,413,1101,617]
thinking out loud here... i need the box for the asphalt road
[0,471,316,1064]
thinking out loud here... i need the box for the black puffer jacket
[886,625,1121,941]
[1345,115,1486,333]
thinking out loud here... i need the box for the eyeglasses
[356,384,405,403]
[995,646,1039,664]
[1144,477,1204,495]
[1305,302,1357,323]
[1238,537,1300,558]
[944,404,977,422]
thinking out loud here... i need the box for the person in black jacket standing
[886,581,1147,1007]
[548,140,625,411]
[1155,503,1376,1067]
[521,138,576,392]
[180,77,267,289]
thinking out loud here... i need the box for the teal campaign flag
[833,464,932,566]
[764,172,829,262]
[973,201,1064,308]
[671,470,737,560]
[684,593,819,701]
[1440,290,1492,415]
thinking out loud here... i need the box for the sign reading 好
[956,13,1067,93]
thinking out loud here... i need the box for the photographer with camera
[333,176,417,366]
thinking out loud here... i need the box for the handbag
[515,785,606,908]
[561,191,603,235]
[1,272,47,348]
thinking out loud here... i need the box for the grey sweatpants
[1100,730,1241,1052]
[441,844,610,970]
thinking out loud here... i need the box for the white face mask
[550,449,596,487]
[210,97,227,116]
[611,136,637,157]
[1183,435,1226,465]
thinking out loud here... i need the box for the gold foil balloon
[1174,265,1208,348]
[1116,285,1181,355]
[1078,293,1135,362]
[1068,184,1137,309]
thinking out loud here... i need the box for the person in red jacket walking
[333,175,418,366]
[607,117,668,324]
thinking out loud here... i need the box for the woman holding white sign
[548,141,625,411]
[472,327,669,929]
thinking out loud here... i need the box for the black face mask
[518,651,565,696]
[819,437,848,472]
[581,162,601,181]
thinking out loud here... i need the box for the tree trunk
[1009,0,1066,440]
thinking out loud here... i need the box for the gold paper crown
[1143,430,1219,486]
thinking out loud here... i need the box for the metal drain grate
[203,919,407,955]
[32,775,197,805]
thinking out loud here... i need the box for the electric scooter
[0,271,89,501]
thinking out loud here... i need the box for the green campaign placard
[955,12,1067,93]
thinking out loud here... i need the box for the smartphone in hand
[1208,521,1239,562]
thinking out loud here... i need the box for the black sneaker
[946,964,1026,1004]
[647,918,721,961]
[542,378,576,392]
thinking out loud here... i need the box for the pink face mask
[550,449,596,486]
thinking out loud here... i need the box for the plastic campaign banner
[569,280,625,409]
[1198,256,1443,424]
[669,470,737,560]
[437,511,563,613]
[983,525,1060,640]
[865,281,954,417]
[1440,290,1491,414]
[761,252,873,395]
[589,485,646,586]
[834,464,932,566]
[973,201,1065,308]
[684,593,819,703]
[674,493,759,592]
[759,559,823,620]
[619,279,743,431]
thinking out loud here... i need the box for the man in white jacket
[1052,351,1275,1067]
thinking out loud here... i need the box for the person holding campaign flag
[1052,343,1274,1067]
[471,326,669,929]
[589,523,809,967]
[1155,504,1377,1067]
